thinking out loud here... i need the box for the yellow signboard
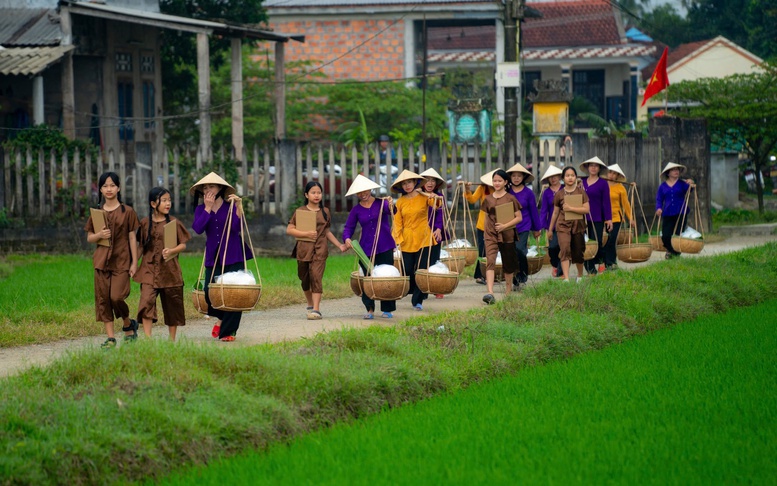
[533,102,569,135]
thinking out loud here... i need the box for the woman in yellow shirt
[604,164,634,271]
[392,170,440,311]
[461,169,496,284]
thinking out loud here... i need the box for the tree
[158,0,267,145]
[637,4,692,48]
[668,62,777,213]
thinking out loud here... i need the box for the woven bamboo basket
[191,289,208,314]
[478,257,504,282]
[362,276,409,301]
[350,271,363,297]
[671,236,704,254]
[208,284,262,312]
[527,255,544,275]
[616,243,653,263]
[447,247,478,266]
[601,232,609,246]
[617,226,637,245]
[440,256,467,275]
[415,269,459,295]
[583,240,599,260]
[649,235,665,251]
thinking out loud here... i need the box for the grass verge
[162,299,777,485]
[0,253,355,347]
[0,243,776,484]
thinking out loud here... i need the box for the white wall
[670,43,763,83]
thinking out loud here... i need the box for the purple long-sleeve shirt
[582,177,612,223]
[540,186,560,230]
[192,202,254,267]
[656,180,691,217]
[427,191,447,242]
[343,199,396,255]
[509,186,541,233]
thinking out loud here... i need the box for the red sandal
[220,336,235,342]
[211,324,220,339]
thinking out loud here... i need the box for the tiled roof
[427,25,495,50]
[524,0,622,48]
[0,46,74,76]
[641,40,708,79]
[0,9,61,47]
[428,44,657,64]
[265,0,494,6]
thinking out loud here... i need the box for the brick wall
[266,19,406,81]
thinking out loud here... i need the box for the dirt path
[1,235,774,378]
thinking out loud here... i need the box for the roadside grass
[712,207,777,229]
[163,299,777,485]
[1,244,776,484]
[0,253,354,347]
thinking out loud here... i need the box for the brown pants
[558,231,585,264]
[298,259,326,294]
[137,284,186,327]
[94,269,130,323]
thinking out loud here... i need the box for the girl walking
[480,169,522,305]
[419,168,447,298]
[656,162,695,259]
[392,170,441,311]
[191,172,252,342]
[462,170,496,285]
[604,164,634,270]
[580,156,612,275]
[506,163,541,285]
[134,187,190,341]
[343,175,397,319]
[84,171,140,349]
[539,165,564,277]
[287,181,347,320]
[548,166,590,282]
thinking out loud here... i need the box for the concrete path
[1,234,774,378]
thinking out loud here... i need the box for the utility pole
[503,0,523,161]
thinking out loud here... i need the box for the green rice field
[163,299,777,485]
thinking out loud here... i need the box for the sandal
[101,338,117,349]
[122,319,138,338]
[363,313,374,320]
[482,294,496,305]
[381,312,393,319]
[307,310,322,320]
[475,277,486,285]
[220,336,235,342]
[211,324,221,339]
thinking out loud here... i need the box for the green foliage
[2,244,777,484]
[1,125,98,160]
[668,62,777,213]
[711,207,777,227]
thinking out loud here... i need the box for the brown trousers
[137,284,186,327]
[297,259,327,294]
[94,269,130,323]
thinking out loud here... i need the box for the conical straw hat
[606,164,627,183]
[419,167,445,190]
[479,168,501,187]
[345,174,382,197]
[391,169,422,193]
[540,164,563,184]
[189,172,236,197]
[579,156,607,173]
[661,162,686,178]
[506,162,535,185]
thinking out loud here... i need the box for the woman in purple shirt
[539,165,564,277]
[507,163,541,285]
[343,175,397,319]
[656,162,695,259]
[580,156,613,275]
[191,172,253,342]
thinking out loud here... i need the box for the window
[522,71,541,111]
[142,81,155,130]
[572,69,604,117]
[118,82,134,141]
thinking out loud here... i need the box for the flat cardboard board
[495,202,516,230]
[89,208,110,247]
[564,194,584,220]
[295,209,317,242]
[164,221,177,261]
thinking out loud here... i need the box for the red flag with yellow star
[642,47,669,107]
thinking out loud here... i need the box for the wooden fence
[0,136,664,224]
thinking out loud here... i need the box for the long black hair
[304,181,328,221]
[492,169,510,185]
[97,171,125,212]
[144,186,171,252]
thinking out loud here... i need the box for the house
[640,35,764,120]
[263,0,658,134]
[0,0,300,187]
